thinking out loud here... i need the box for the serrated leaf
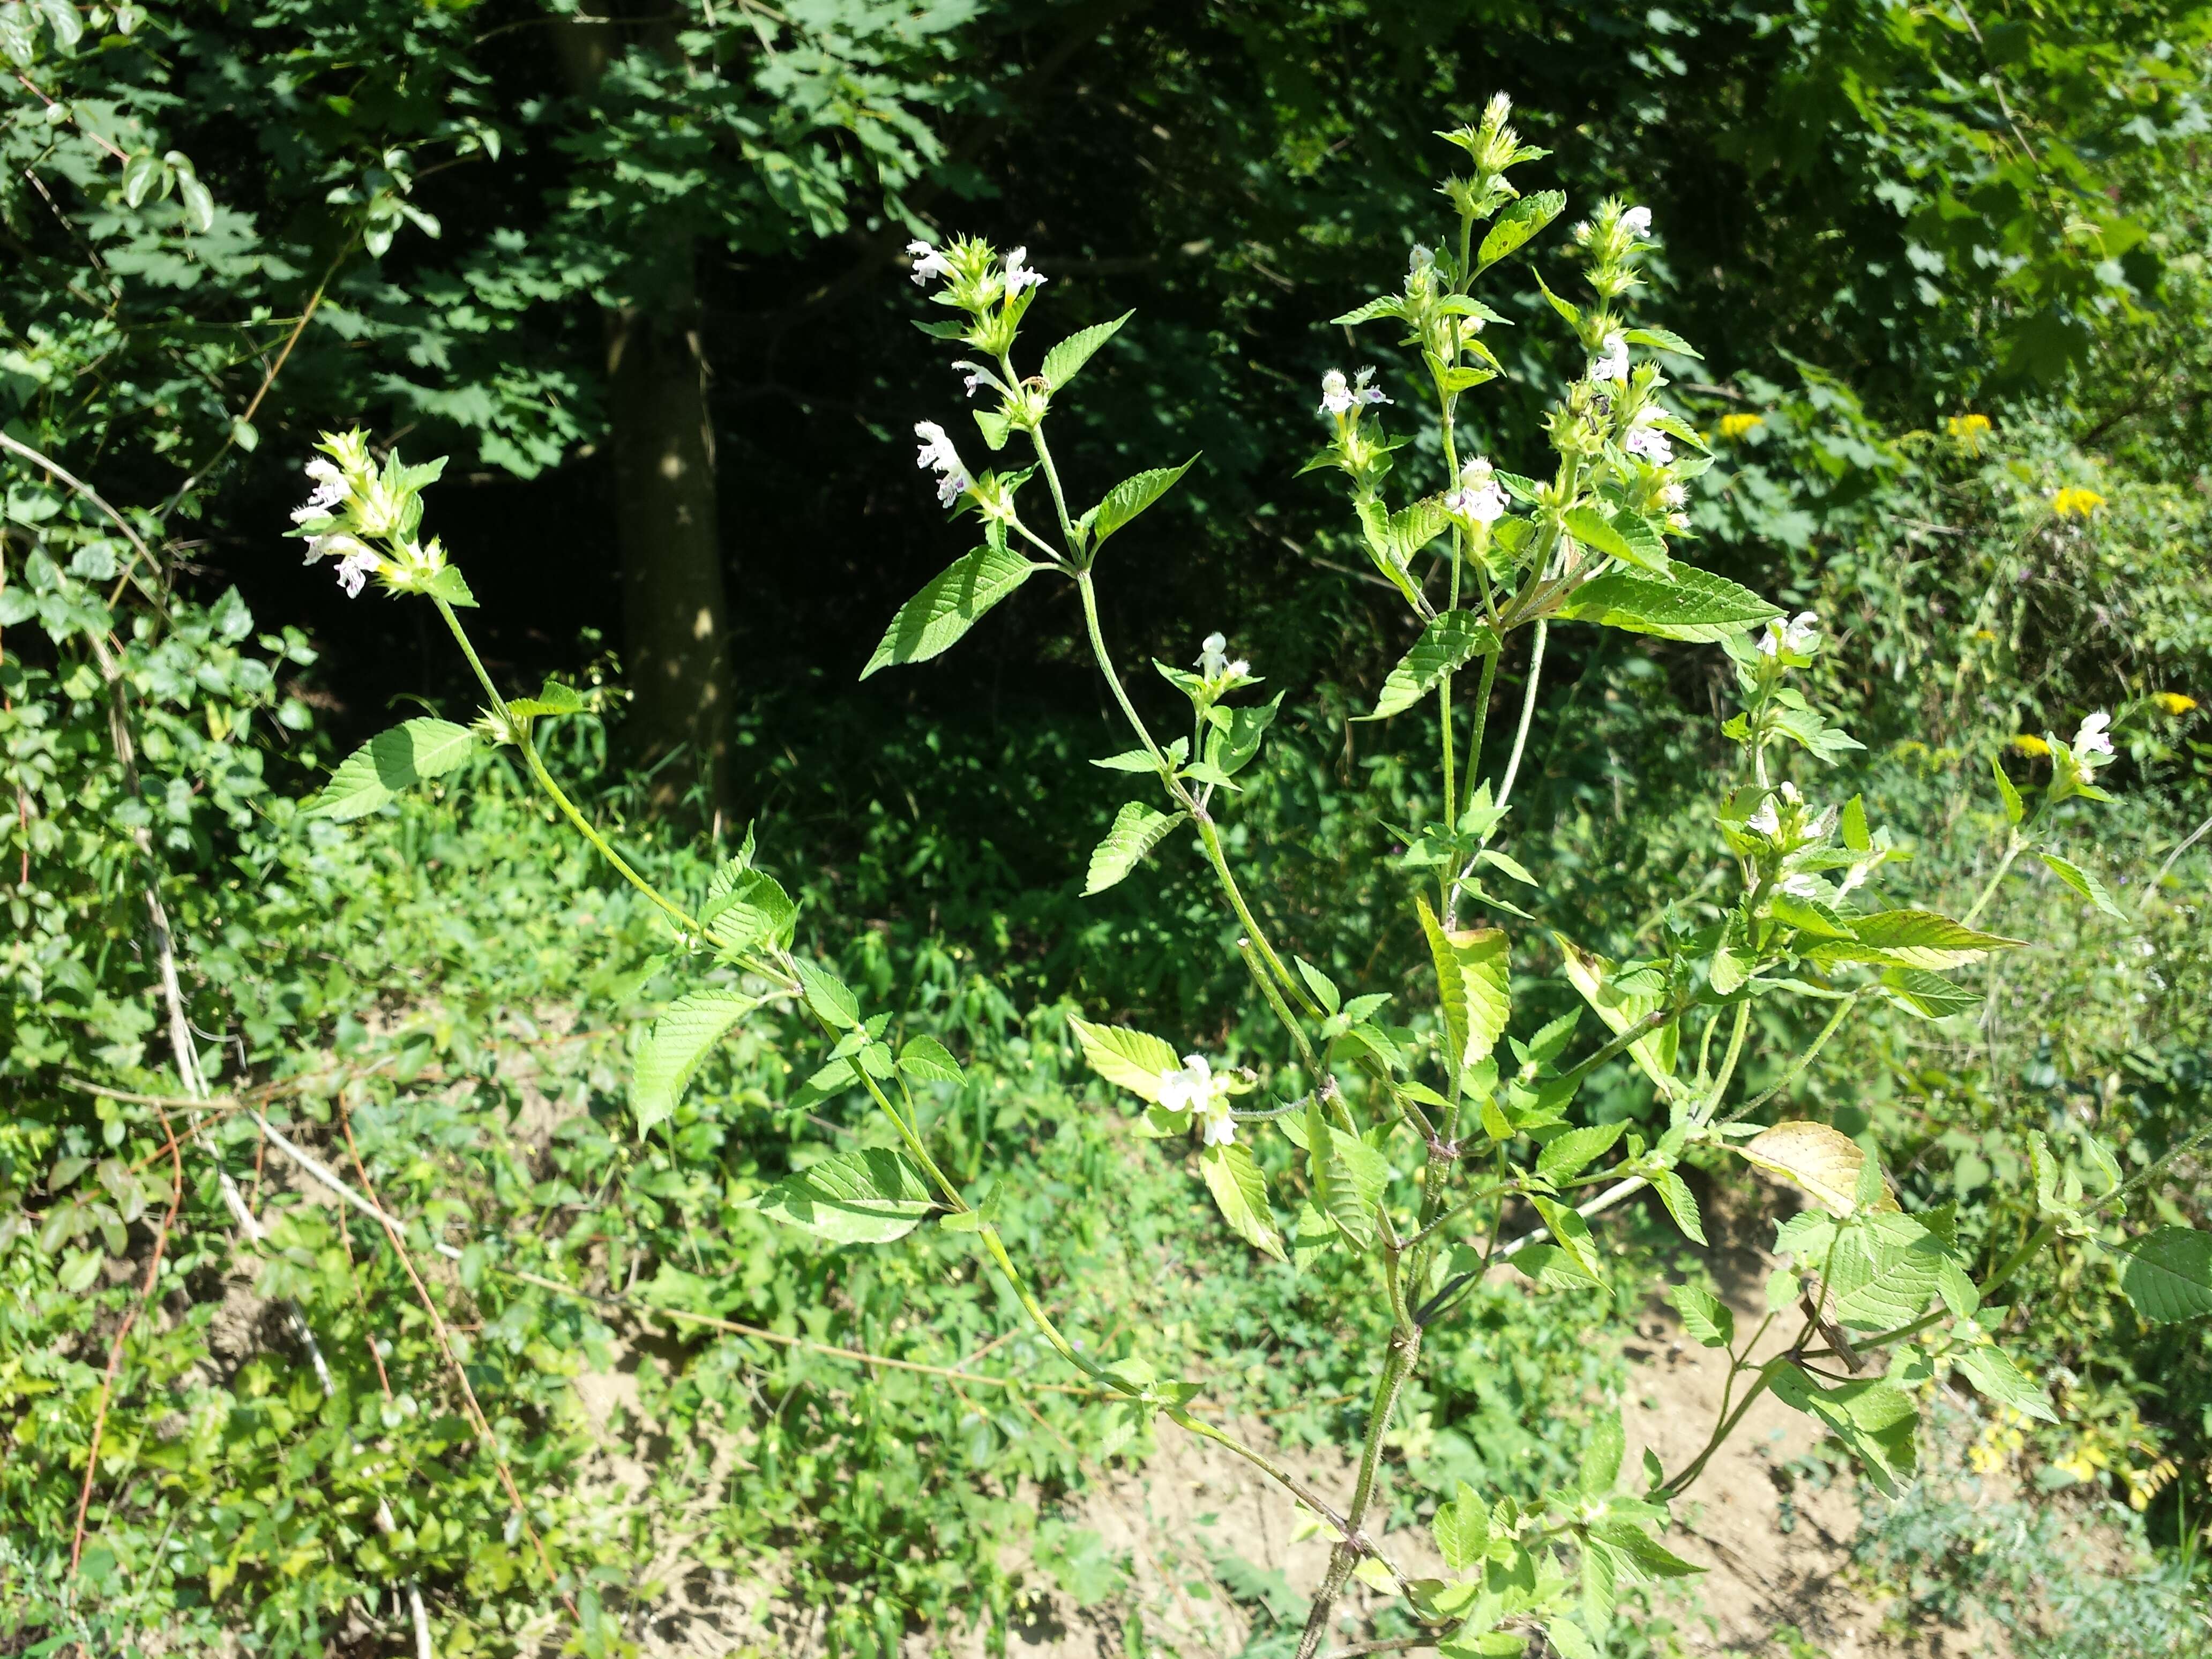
[1553,934,1680,1103]
[1879,967,1977,1020]
[1558,564,1780,642]
[2117,1225,2212,1323]
[2039,851,2126,921]
[1511,1242,1603,1291]
[1329,295,1406,326]
[1531,1195,1605,1282]
[1804,909,2026,970]
[749,1148,937,1245]
[425,564,477,607]
[1768,1369,1918,1496]
[1318,1124,1390,1249]
[1040,310,1133,391]
[1828,1211,1953,1329]
[1533,270,1582,329]
[631,990,761,1134]
[1623,325,1703,360]
[1772,891,1857,940]
[896,1034,964,1086]
[1363,610,1498,721]
[1955,1346,2057,1422]
[1084,801,1184,895]
[1418,896,1509,1074]
[307,718,476,820]
[1651,1170,1707,1244]
[1477,189,1565,270]
[1089,455,1197,547]
[793,959,859,1030]
[1068,1017,1182,1103]
[1199,1142,1284,1260]
[1669,1281,1733,1348]
[703,864,797,955]
[862,544,1040,677]
[1537,1121,1626,1184]
[1991,755,2025,825]
[1432,1481,1491,1570]
[507,676,587,719]
[1580,1410,1625,1493]
[1740,1122,1896,1218]
[1562,505,1642,569]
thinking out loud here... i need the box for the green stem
[1295,1331,1423,1659]
[1699,1002,1752,1126]
[1492,619,1547,812]
[1961,828,2027,929]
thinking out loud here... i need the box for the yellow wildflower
[1973,628,1997,643]
[1946,412,1993,454]
[1968,1406,2028,1475]
[2050,487,2106,518]
[2009,734,2051,758]
[2154,691,2198,716]
[1717,412,1762,441]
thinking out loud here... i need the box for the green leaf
[1651,1170,1708,1245]
[1562,505,1649,572]
[2117,1226,2212,1322]
[1330,295,1407,326]
[1088,455,1198,548]
[1206,692,1283,777]
[1199,1142,1284,1261]
[1804,909,2027,970]
[1670,1282,1733,1348]
[1318,1124,1391,1249]
[1768,1370,1918,1496]
[862,545,1040,677]
[748,1148,937,1245]
[306,718,477,821]
[1537,1121,1625,1184]
[1955,1346,2057,1423]
[121,151,162,209]
[1533,270,1582,330]
[1477,189,1565,270]
[507,677,587,720]
[794,960,858,1029]
[1828,1212,1955,1329]
[1553,934,1681,1104]
[1879,967,1978,1020]
[1084,801,1184,895]
[1531,1195,1605,1282]
[1580,1410,1625,1494]
[177,172,214,234]
[1068,1017,1182,1103]
[631,990,761,1135]
[1040,310,1133,392]
[1622,325,1703,360]
[1544,1619,1599,1659]
[1558,564,1781,642]
[424,564,477,607]
[1363,610,1498,721]
[1772,892,1857,940]
[1510,1242,1603,1291]
[34,0,83,50]
[896,1035,965,1086]
[1991,755,2025,825]
[2039,851,2127,921]
[1418,896,1510,1074]
[703,864,797,955]
[1431,1481,1491,1570]
[1842,794,1871,850]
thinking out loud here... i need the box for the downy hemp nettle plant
[296,96,2208,1657]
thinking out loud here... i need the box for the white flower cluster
[1443,455,1508,525]
[291,454,380,598]
[1319,365,1390,416]
[1759,609,1820,660]
[906,240,1044,296]
[913,420,972,508]
[1197,631,1250,682]
[1156,1054,1236,1146]
[2073,710,2114,764]
[1589,331,1630,384]
[1621,205,1653,238]
[1746,780,1839,847]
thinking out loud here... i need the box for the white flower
[913,420,972,507]
[1225,658,1250,678]
[1572,220,1593,245]
[1746,797,1782,839]
[1589,332,1630,383]
[1320,366,1389,416]
[1197,632,1230,678]
[1758,610,1820,659]
[907,239,952,286]
[304,532,379,597]
[1408,244,1436,281]
[1667,512,1690,533]
[1658,482,1687,509]
[1155,1055,1215,1115]
[1778,872,1824,898]
[1444,457,1508,525]
[1485,92,1513,124]
[1004,246,1045,294]
[1197,1098,1237,1147]
[2073,710,2114,761]
[1623,424,1673,464]
[1621,205,1653,238]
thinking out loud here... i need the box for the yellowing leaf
[1740,1122,1897,1217]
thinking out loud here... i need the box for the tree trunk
[554,8,735,813]
[606,277,734,810]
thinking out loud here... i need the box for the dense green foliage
[4,2,2211,1656]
